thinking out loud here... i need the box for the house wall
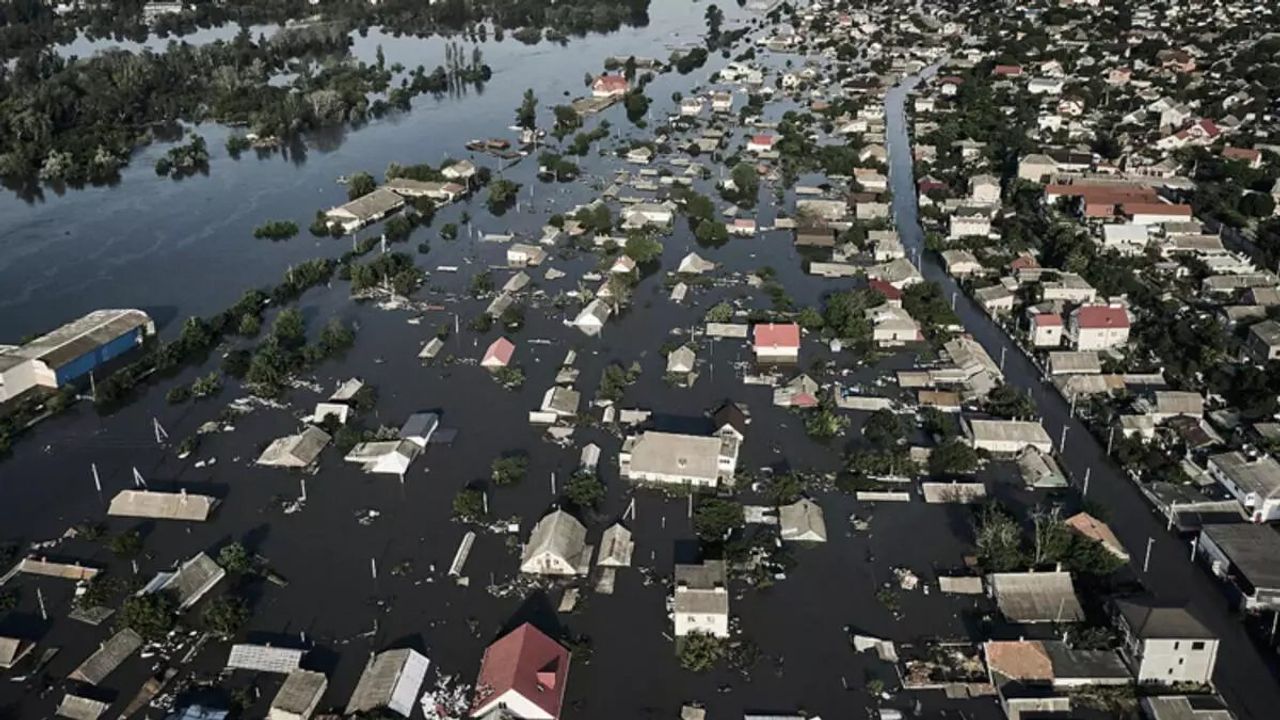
[0,358,39,402]
[1031,324,1063,347]
[1073,326,1129,351]
[475,690,552,720]
[674,609,729,638]
[1132,638,1218,685]
[754,347,799,361]
[521,551,579,576]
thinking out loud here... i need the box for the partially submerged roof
[984,640,1052,683]
[139,552,226,611]
[108,489,218,522]
[779,498,827,542]
[56,694,111,720]
[69,628,143,685]
[521,510,592,575]
[0,636,34,669]
[270,669,328,717]
[226,644,305,674]
[346,648,430,716]
[597,523,634,568]
[472,623,570,720]
[988,571,1084,623]
[256,426,331,468]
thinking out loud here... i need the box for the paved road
[883,69,1280,719]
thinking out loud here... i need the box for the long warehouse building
[0,309,154,402]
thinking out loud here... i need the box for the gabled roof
[482,337,516,367]
[472,624,571,720]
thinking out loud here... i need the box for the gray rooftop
[69,628,143,685]
[1209,451,1280,500]
[13,309,151,370]
[1116,600,1215,640]
[56,694,110,720]
[345,648,429,715]
[270,669,328,716]
[988,571,1084,623]
[1200,523,1280,590]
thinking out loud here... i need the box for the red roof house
[481,337,515,369]
[993,64,1023,77]
[868,278,904,305]
[471,623,571,720]
[747,134,777,151]
[591,74,629,98]
[753,323,800,361]
[1073,306,1130,330]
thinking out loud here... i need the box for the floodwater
[2,3,1273,720]
[0,4,1015,718]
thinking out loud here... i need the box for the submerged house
[673,560,730,638]
[138,552,225,611]
[345,649,431,718]
[520,510,593,577]
[471,623,571,720]
[620,431,739,488]
[324,188,405,233]
[256,426,331,468]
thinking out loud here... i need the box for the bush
[693,498,744,543]
[253,220,299,240]
[491,455,529,486]
[565,471,605,508]
[678,632,726,672]
[453,487,487,521]
[203,596,249,639]
[117,593,175,641]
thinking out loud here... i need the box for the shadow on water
[495,590,561,643]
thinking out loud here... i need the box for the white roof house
[779,498,827,542]
[667,345,696,374]
[345,649,430,718]
[620,431,739,488]
[673,560,730,638]
[597,523,635,568]
[256,426,331,468]
[344,439,421,476]
[520,510,593,576]
[677,253,717,275]
[227,644,306,674]
[573,299,612,337]
[107,489,218,522]
[540,386,581,418]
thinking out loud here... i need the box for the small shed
[597,523,635,568]
[779,498,827,542]
[345,649,430,718]
[226,644,305,674]
[269,669,328,720]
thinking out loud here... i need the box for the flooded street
[884,68,1280,720]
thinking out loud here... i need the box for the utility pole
[1082,466,1091,497]
[1059,424,1069,454]
[1142,537,1155,573]
[999,346,1007,373]
[1106,426,1115,455]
